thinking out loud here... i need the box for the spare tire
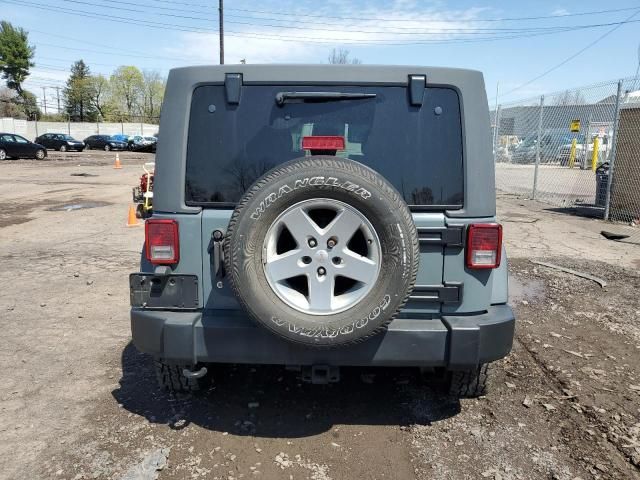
[224,157,419,347]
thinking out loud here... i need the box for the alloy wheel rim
[262,198,381,315]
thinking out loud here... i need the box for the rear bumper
[131,305,515,369]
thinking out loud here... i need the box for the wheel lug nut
[317,267,326,276]
[308,238,317,248]
[327,238,337,248]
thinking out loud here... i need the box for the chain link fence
[492,76,640,243]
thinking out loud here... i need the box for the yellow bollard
[591,137,600,172]
[568,139,577,168]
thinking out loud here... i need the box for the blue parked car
[110,134,130,143]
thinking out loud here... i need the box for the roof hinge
[225,73,243,105]
[408,74,426,106]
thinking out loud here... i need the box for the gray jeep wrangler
[130,65,515,397]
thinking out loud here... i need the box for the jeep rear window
[185,85,463,207]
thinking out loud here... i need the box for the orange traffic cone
[113,153,122,169]
[127,205,140,227]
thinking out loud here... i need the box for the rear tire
[154,360,209,393]
[0,148,6,160]
[448,364,489,398]
[104,144,110,151]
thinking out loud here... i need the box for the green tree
[21,90,40,120]
[110,66,144,120]
[87,74,111,119]
[0,21,35,96]
[64,60,96,121]
[142,70,165,122]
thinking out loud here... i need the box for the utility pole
[492,82,499,156]
[218,0,224,64]
[42,87,47,115]
[55,86,61,114]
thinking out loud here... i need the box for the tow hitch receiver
[302,365,340,384]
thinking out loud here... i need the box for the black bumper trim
[417,225,465,247]
[131,305,514,369]
[129,273,199,309]
[411,283,462,303]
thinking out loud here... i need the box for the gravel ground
[0,152,638,480]
[495,163,596,205]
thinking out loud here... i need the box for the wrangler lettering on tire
[224,156,420,347]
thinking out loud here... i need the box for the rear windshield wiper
[275,91,376,106]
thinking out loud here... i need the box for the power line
[29,42,196,63]
[86,0,217,16]
[28,30,202,63]
[1,0,212,34]
[38,0,640,36]
[100,0,214,11]
[56,0,218,23]
[32,64,69,72]
[28,73,66,81]
[34,55,142,69]
[498,9,640,100]
[221,10,639,33]
[100,1,639,24]
[210,19,616,36]
[26,79,66,86]
[10,0,640,47]
[56,0,640,35]
[224,5,640,23]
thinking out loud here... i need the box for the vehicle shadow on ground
[112,342,460,438]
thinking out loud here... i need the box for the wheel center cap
[315,249,329,263]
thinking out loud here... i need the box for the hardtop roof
[168,64,482,85]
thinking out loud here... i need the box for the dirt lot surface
[495,163,597,205]
[1,152,639,480]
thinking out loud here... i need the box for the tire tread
[448,364,489,398]
[154,360,204,393]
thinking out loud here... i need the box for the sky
[2,0,640,113]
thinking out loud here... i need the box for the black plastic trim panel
[130,274,199,310]
[417,225,464,247]
[411,283,463,303]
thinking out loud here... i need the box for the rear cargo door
[186,82,465,313]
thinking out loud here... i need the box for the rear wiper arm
[275,91,376,106]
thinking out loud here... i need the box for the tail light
[466,223,502,269]
[145,219,179,265]
[302,136,345,151]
